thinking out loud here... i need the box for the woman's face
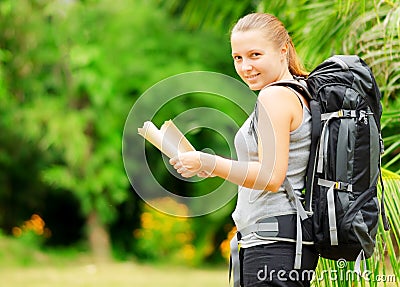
[231,30,288,90]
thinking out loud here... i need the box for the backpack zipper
[309,57,349,78]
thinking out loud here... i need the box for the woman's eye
[233,56,242,61]
[251,53,261,57]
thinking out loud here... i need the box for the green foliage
[1,0,231,224]
[381,100,400,173]
[11,214,49,248]
[0,235,41,267]
[342,2,400,103]
[0,0,236,260]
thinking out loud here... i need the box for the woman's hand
[169,151,215,178]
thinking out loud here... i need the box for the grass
[0,235,227,287]
[1,257,397,287]
[0,261,228,287]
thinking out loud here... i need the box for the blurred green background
[0,0,399,286]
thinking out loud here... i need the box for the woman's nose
[241,60,252,71]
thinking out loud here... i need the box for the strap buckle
[334,181,349,191]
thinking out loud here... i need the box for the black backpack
[272,55,390,262]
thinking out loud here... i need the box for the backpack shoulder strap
[283,177,308,269]
[266,79,313,101]
[250,79,312,141]
[305,100,321,210]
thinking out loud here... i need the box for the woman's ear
[281,42,289,61]
[281,42,289,59]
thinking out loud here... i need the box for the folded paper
[138,120,195,158]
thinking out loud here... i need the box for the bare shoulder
[258,85,306,132]
[258,85,299,111]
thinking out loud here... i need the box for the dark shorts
[240,242,319,287]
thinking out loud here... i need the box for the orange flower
[220,226,237,261]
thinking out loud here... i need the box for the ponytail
[288,40,308,77]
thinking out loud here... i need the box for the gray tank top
[232,91,311,248]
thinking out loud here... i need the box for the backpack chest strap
[321,109,357,121]
[318,178,353,192]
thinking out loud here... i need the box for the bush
[133,198,197,265]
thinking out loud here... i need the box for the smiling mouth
[246,73,260,80]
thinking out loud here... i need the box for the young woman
[170,13,319,286]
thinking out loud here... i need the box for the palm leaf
[155,0,253,31]
[381,105,400,173]
[343,3,400,104]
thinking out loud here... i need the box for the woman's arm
[170,86,300,192]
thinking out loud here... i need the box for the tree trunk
[86,210,112,262]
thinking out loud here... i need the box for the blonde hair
[231,13,308,77]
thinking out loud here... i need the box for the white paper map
[138,120,195,158]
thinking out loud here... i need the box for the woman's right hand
[169,151,216,178]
